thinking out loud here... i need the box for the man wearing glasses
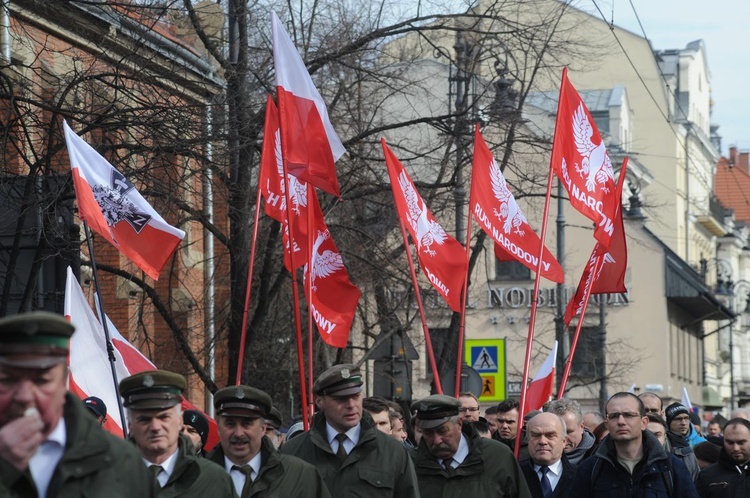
[458,392,480,422]
[569,392,698,497]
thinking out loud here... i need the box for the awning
[669,291,736,322]
[702,385,724,409]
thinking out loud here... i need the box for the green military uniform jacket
[280,411,420,497]
[412,424,532,498]
[207,434,331,497]
[155,435,236,498]
[0,393,154,498]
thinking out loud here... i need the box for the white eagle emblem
[572,102,614,193]
[489,157,527,235]
[271,129,307,215]
[398,171,447,256]
[306,229,344,291]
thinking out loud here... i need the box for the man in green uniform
[281,363,420,496]
[119,370,235,497]
[0,311,154,497]
[411,394,532,498]
[207,384,330,497]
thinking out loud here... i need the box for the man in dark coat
[696,417,750,497]
[520,412,576,498]
[411,394,531,498]
[120,370,235,497]
[280,363,419,497]
[569,392,698,498]
[207,384,330,498]
[0,311,154,498]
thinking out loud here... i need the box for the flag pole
[394,210,444,395]
[83,223,128,439]
[456,130,479,398]
[279,139,310,431]
[557,258,602,398]
[305,182,315,419]
[236,187,264,385]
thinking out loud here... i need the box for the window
[495,260,530,281]
[568,326,604,380]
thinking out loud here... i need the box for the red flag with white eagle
[522,341,558,413]
[551,68,617,250]
[272,12,345,198]
[471,126,564,283]
[63,121,185,280]
[258,95,309,270]
[382,139,468,312]
[303,193,360,348]
[564,158,628,325]
[64,267,220,449]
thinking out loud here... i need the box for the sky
[581,0,750,156]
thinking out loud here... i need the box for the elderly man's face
[561,412,584,451]
[421,419,462,459]
[218,415,265,465]
[129,405,182,463]
[0,362,67,438]
[527,413,566,465]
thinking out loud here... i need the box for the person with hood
[547,399,596,466]
[696,418,750,497]
[666,403,707,448]
[647,412,700,482]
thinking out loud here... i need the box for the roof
[715,158,750,224]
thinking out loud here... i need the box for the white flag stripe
[271,12,345,161]
[62,121,185,239]
[533,341,558,380]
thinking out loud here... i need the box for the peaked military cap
[411,394,461,429]
[313,364,363,396]
[0,311,75,369]
[118,370,186,410]
[214,385,272,419]
[265,406,283,430]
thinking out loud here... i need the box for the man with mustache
[411,394,531,497]
[0,312,153,497]
[281,364,419,496]
[208,385,329,497]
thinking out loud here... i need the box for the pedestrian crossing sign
[465,339,506,401]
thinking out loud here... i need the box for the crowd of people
[1,311,749,497]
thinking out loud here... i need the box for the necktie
[335,433,348,463]
[148,465,163,493]
[232,465,254,497]
[443,457,455,476]
[539,465,552,498]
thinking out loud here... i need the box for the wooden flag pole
[236,187,264,385]
[83,223,128,439]
[395,212,444,394]
[280,150,310,432]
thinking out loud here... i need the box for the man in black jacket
[520,412,576,498]
[696,417,750,497]
[569,392,698,498]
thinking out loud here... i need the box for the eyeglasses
[606,412,641,421]
[458,407,480,413]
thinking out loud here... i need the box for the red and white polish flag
[258,95,309,270]
[63,121,185,280]
[382,139,468,312]
[64,267,220,450]
[272,12,345,198]
[471,126,564,283]
[551,68,618,250]
[523,341,558,413]
[303,192,360,348]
